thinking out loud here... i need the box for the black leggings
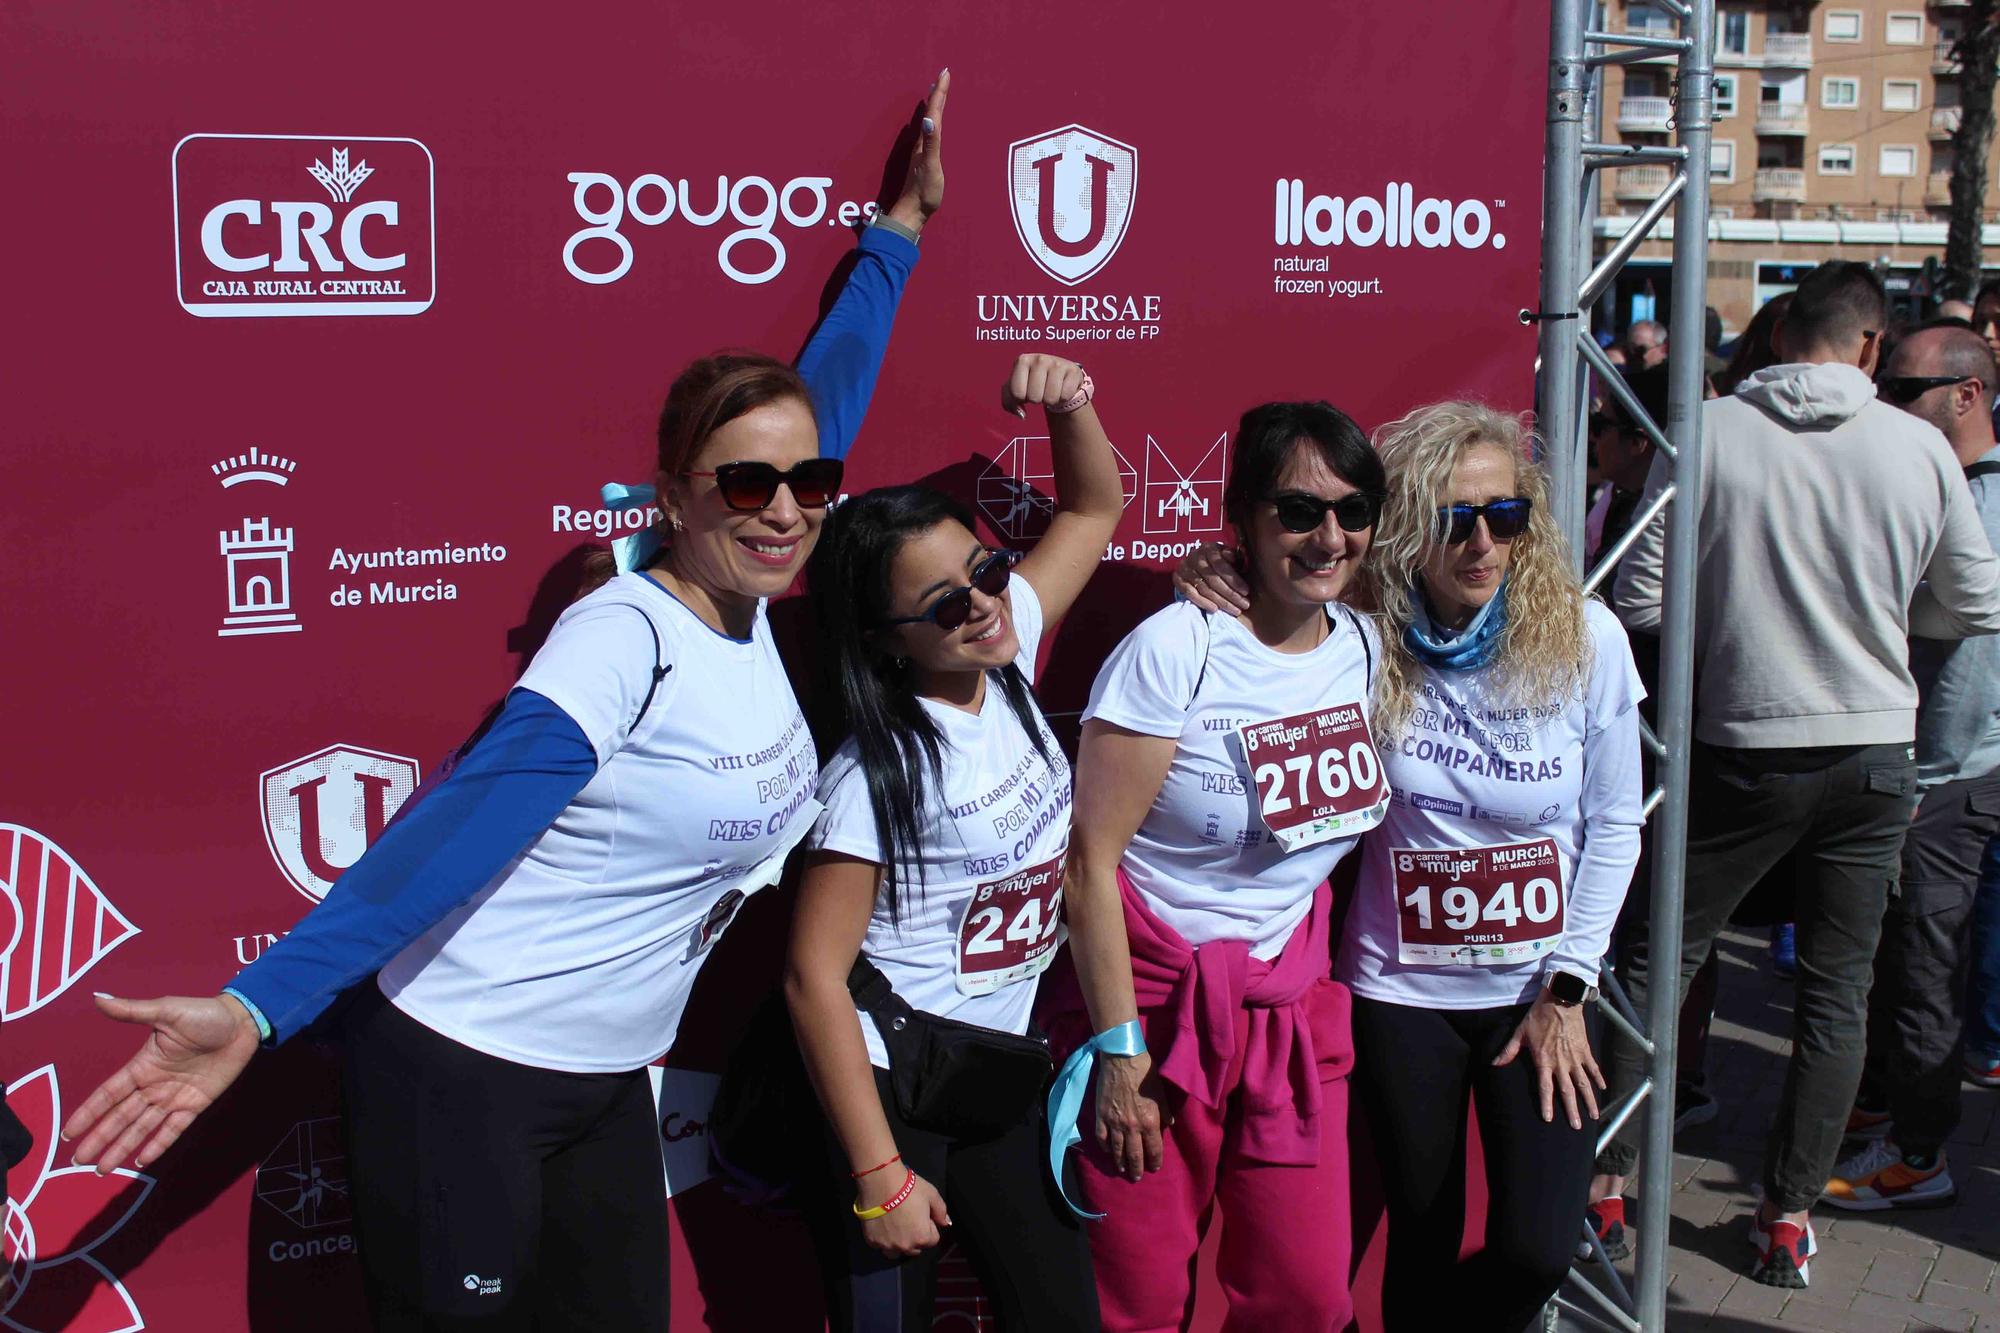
[804,1067,1100,1333]
[341,986,670,1331]
[1351,994,1596,1333]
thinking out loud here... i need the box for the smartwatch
[1547,971,1592,1007]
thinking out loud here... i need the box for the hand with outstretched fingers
[859,1170,952,1259]
[1094,1049,1168,1182]
[1000,353,1088,420]
[1492,988,1605,1131]
[1173,543,1251,615]
[61,993,261,1172]
[884,69,949,234]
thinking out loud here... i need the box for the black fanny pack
[847,957,1053,1141]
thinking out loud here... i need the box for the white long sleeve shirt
[1338,600,1645,1007]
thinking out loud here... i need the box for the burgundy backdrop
[1,2,1549,1328]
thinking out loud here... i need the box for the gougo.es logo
[562,171,880,286]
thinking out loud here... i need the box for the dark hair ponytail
[807,486,1053,921]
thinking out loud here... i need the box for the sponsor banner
[4,1,1548,1329]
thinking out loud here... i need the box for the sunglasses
[682,458,844,511]
[1270,490,1384,534]
[1435,497,1532,545]
[883,549,1019,631]
[1877,375,1972,404]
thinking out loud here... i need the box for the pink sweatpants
[1069,978,1354,1333]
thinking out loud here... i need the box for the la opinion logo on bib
[1007,124,1137,287]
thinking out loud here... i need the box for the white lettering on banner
[551,504,661,538]
[174,135,435,317]
[562,171,877,286]
[1273,180,1508,250]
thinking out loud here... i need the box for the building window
[1880,144,1918,176]
[1878,208,1920,222]
[1627,3,1673,33]
[1715,74,1738,117]
[1818,143,1856,175]
[1822,77,1859,108]
[1885,12,1925,44]
[1824,9,1862,42]
[1712,141,1737,181]
[1719,10,1749,54]
[1884,79,1921,111]
[1711,206,1735,220]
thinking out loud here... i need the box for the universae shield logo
[173,133,436,317]
[1007,125,1137,287]
[261,745,421,904]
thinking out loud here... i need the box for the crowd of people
[35,72,2000,1333]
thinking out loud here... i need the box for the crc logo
[0,824,140,1023]
[257,1118,351,1230]
[1007,125,1137,286]
[2,1065,154,1333]
[260,745,421,903]
[173,134,436,317]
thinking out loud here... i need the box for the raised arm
[1067,719,1178,1181]
[1005,355,1126,624]
[797,71,948,461]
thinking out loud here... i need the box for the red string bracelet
[850,1152,902,1180]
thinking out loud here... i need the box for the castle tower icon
[219,517,301,637]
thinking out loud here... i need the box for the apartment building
[1596,0,2000,336]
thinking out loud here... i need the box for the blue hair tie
[600,481,663,573]
[1046,1019,1147,1218]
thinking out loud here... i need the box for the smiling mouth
[737,536,800,567]
[967,614,1005,644]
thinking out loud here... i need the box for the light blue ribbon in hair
[1046,1019,1147,1219]
[601,481,662,574]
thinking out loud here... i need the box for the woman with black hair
[1050,401,1386,1333]
[785,354,1124,1332]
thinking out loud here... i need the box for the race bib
[955,854,1065,997]
[1238,702,1390,852]
[1392,838,1565,966]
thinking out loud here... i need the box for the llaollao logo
[1007,125,1137,286]
[1,1066,155,1333]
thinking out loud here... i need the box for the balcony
[1928,172,1955,206]
[1756,103,1810,135]
[1763,33,1813,65]
[1618,95,1675,131]
[1933,105,1964,138]
[1753,168,1808,203]
[1935,40,1961,74]
[1933,0,1970,9]
[1614,165,1675,200]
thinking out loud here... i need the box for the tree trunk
[1945,0,2000,300]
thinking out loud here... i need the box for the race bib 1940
[955,854,1065,997]
[1238,702,1390,852]
[1392,838,1565,966]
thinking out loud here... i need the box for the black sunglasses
[1270,490,1384,534]
[1436,497,1532,545]
[883,549,1019,631]
[682,458,844,511]
[1877,375,1972,404]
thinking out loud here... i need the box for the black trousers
[1603,741,1918,1209]
[1351,995,1596,1333]
[1859,771,2000,1155]
[804,1067,1099,1333]
[341,987,671,1331]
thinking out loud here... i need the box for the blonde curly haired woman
[1179,402,1644,1332]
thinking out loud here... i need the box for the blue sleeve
[796,225,919,461]
[228,689,599,1043]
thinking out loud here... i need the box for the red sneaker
[1964,1053,2000,1089]
[1747,1210,1815,1288]
[1578,1196,1631,1263]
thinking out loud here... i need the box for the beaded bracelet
[852,1167,919,1220]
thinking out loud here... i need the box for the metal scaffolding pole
[1538,0,1710,1327]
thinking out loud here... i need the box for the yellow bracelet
[852,1168,918,1219]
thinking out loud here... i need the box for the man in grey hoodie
[1824,319,2000,1213]
[1597,263,2000,1289]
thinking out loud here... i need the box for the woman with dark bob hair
[787,353,1124,1331]
[1048,400,1387,1332]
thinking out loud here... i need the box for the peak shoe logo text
[173,134,436,317]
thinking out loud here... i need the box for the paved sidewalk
[1565,926,2000,1331]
